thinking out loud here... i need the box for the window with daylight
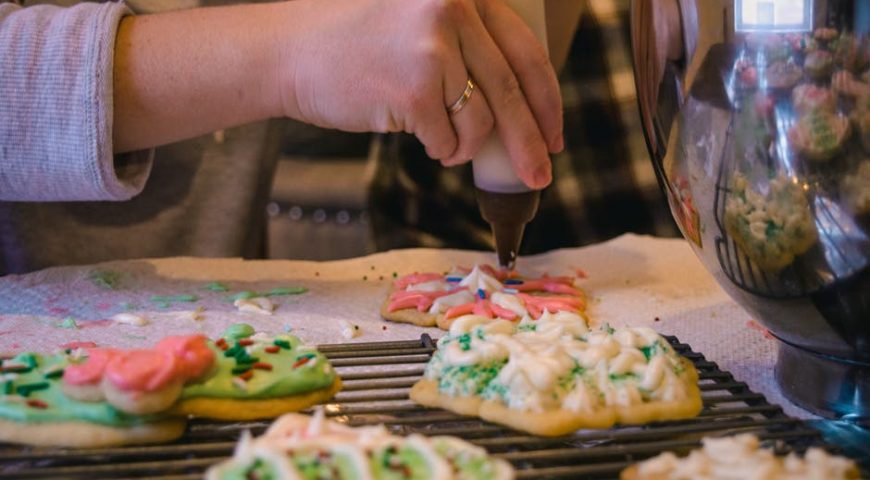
[735,0,813,32]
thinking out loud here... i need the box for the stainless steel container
[631,0,869,421]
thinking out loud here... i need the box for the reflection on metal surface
[631,0,869,420]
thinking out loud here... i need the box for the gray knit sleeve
[0,2,153,202]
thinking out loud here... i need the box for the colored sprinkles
[16,382,49,397]
[252,362,273,371]
[292,354,316,369]
[26,399,48,409]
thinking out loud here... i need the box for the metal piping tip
[475,188,540,273]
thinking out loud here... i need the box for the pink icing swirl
[155,335,215,381]
[63,348,119,386]
[104,349,181,392]
[387,288,462,312]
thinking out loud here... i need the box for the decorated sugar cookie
[410,314,702,436]
[173,324,342,420]
[382,264,587,330]
[206,410,514,480]
[0,350,185,447]
[621,434,861,480]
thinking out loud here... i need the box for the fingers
[451,0,557,189]
[476,0,564,152]
[441,70,495,166]
[410,32,494,165]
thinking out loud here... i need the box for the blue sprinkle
[504,279,524,285]
[502,288,519,294]
[283,324,293,333]
[445,276,463,283]
[477,288,486,299]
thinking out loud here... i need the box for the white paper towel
[0,234,809,418]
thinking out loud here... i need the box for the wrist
[255,2,296,120]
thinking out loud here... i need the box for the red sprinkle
[292,357,311,369]
[215,338,228,350]
[238,339,254,346]
[264,346,280,354]
[26,399,48,409]
[252,362,273,371]
[238,370,254,381]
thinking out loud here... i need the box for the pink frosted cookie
[764,60,802,89]
[803,50,834,80]
[792,84,837,115]
[382,265,587,330]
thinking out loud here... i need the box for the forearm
[113,3,285,153]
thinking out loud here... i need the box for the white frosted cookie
[724,173,818,271]
[620,434,861,480]
[206,410,514,480]
[382,265,587,331]
[410,314,702,436]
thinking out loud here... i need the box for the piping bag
[473,0,548,270]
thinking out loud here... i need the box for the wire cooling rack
[0,334,855,479]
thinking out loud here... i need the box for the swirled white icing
[207,410,514,480]
[634,434,860,480]
[458,266,502,293]
[428,313,693,414]
[428,290,476,314]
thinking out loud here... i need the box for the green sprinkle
[224,345,242,358]
[119,302,136,311]
[16,382,49,397]
[228,291,257,301]
[264,287,307,296]
[236,356,259,365]
[640,343,658,361]
[150,294,198,303]
[3,382,12,395]
[44,369,65,379]
[273,339,292,350]
[156,302,170,309]
[223,323,255,340]
[88,270,120,290]
[231,365,251,375]
[203,281,230,292]
[20,354,37,369]
[604,323,615,335]
[59,317,78,330]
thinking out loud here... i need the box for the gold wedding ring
[447,78,475,115]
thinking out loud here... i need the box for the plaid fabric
[368,0,679,254]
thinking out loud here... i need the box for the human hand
[276,0,563,189]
